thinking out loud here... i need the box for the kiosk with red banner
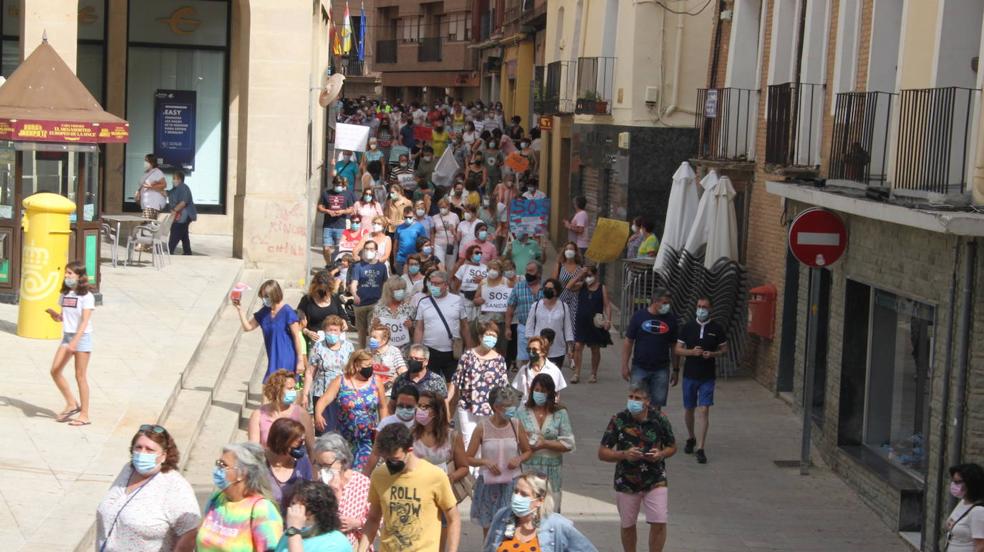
[0,40,129,303]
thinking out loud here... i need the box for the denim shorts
[62,332,93,353]
[631,364,669,407]
[322,227,345,247]
[682,377,715,409]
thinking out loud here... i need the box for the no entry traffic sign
[788,208,847,268]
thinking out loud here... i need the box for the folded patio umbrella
[654,161,700,274]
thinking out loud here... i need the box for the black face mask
[525,273,538,284]
[543,288,557,300]
[385,458,406,475]
[407,359,425,373]
[527,350,541,362]
[359,366,374,379]
[289,445,306,460]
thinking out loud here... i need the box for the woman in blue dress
[235,280,306,381]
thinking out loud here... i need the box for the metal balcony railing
[765,82,825,167]
[376,39,397,64]
[341,58,365,76]
[537,60,576,114]
[575,57,615,115]
[895,87,980,195]
[418,37,442,62]
[828,91,896,186]
[695,87,758,162]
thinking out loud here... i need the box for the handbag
[593,313,607,328]
[447,459,476,503]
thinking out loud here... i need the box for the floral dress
[336,376,381,470]
[517,406,575,511]
[452,349,509,416]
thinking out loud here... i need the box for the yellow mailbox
[17,193,76,339]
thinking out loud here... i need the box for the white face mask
[364,250,377,260]
[415,209,425,217]
[564,249,576,259]
[585,276,596,285]
[373,223,384,233]
[143,161,152,170]
[440,207,449,216]
[464,212,473,221]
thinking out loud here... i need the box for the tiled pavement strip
[0,236,911,551]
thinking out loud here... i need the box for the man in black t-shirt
[317,176,356,264]
[674,296,729,464]
[622,288,680,409]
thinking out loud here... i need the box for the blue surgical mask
[334,185,344,193]
[351,223,361,231]
[478,230,489,241]
[393,289,407,301]
[532,391,548,406]
[428,284,442,297]
[395,406,417,422]
[64,277,78,288]
[471,253,482,263]
[482,335,498,349]
[511,493,535,517]
[423,246,434,255]
[324,332,340,346]
[408,265,421,275]
[695,307,709,322]
[262,297,273,308]
[659,303,671,315]
[364,194,373,202]
[131,452,159,475]
[627,399,646,415]
[289,445,306,460]
[212,466,230,490]
[283,389,297,405]
[368,337,380,350]
[504,406,518,419]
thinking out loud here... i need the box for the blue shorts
[630,364,669,407]
[322,227,345,248]
[62,332,93,353]
[682,377,715,409]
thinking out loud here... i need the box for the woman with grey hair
[312,432,371,550]
[484,473,597,552]
[195,442,284,551]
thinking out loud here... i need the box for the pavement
[0,233,914,551]
[0,235,242,550]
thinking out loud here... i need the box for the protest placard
[335,122,370,152]
[509,198,550,236]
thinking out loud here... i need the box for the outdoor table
[102,214,152,268]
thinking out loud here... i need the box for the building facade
[695,0,984,548]
[372,0,479,103]
[0,0,345,284]
[541,0,713,296]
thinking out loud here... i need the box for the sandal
[56,406,81,422]
[589,375,598,383]
[571,375,580,384]
[68,419,91,427]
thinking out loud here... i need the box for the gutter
[950,240,977,469]
[661,9,686,118]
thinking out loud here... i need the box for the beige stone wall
[20,0,78,70]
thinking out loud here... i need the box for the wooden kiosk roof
[0,40,128,143]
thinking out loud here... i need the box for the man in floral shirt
[599,383,677,552]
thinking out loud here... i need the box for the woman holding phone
[47,261,94,427]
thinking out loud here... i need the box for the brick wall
[706,0,731,88]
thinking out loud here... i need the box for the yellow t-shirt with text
[368,458,455,552]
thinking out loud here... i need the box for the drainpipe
[661,9,686,119]
[950,240,977,469]
[934,238,961,546]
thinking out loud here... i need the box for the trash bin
[17,193,76,339]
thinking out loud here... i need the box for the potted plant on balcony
[576,90,608,115]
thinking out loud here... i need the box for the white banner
[432,146,460,188]
[481,283,511,313]
[376,315,410,347]
[335,122,370,152]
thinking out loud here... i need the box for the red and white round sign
[788,208,847,268]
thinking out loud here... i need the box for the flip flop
[589,376,598,383]
[56,407,81,422]
[68,419,91,427]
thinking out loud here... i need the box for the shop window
[125,0,229,212]
[839,280,934,478]
[77,0,107,104]
[1,0,19,77]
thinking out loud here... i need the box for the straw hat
[319,73,346,108]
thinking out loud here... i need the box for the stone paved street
[453,363,913,552]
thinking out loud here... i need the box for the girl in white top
[46,261,94,426]
[431,197,461,269]
[945,464,984,552]
[512,335,568,403]
[524,278,575,365]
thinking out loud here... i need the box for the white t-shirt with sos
[454,263,488,293]
[60,291,95,334]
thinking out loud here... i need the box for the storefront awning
[0,40,129,143]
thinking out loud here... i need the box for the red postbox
[748,284,777,339]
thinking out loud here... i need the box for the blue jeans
[631,364,669,407]
[322,227,344,248]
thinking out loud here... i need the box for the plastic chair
[99,222,119,267]
[156,214,174,265]
[125,221,165,269]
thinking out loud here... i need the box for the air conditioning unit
[645,86,659,104]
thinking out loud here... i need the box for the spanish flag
[341,2,353,55]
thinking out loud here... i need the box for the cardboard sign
[585,217,631,263]
[481,283,511,312]
[509,198,550,236]
[375,315,410,347]
[505,151,530,173]
[335,122,370,152]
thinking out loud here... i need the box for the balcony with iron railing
[574,57,615,115]
[694,87,759,163]
[765,82,825,169]
[418,37,443,62]
[828,91,896,187]
[376,39,397,64]
[536,60,577,115]
[894,87,979,196]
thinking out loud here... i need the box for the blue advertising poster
[154,89,196,171]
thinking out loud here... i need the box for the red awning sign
[788,208,847,268]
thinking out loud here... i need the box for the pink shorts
[616,487,668,527]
